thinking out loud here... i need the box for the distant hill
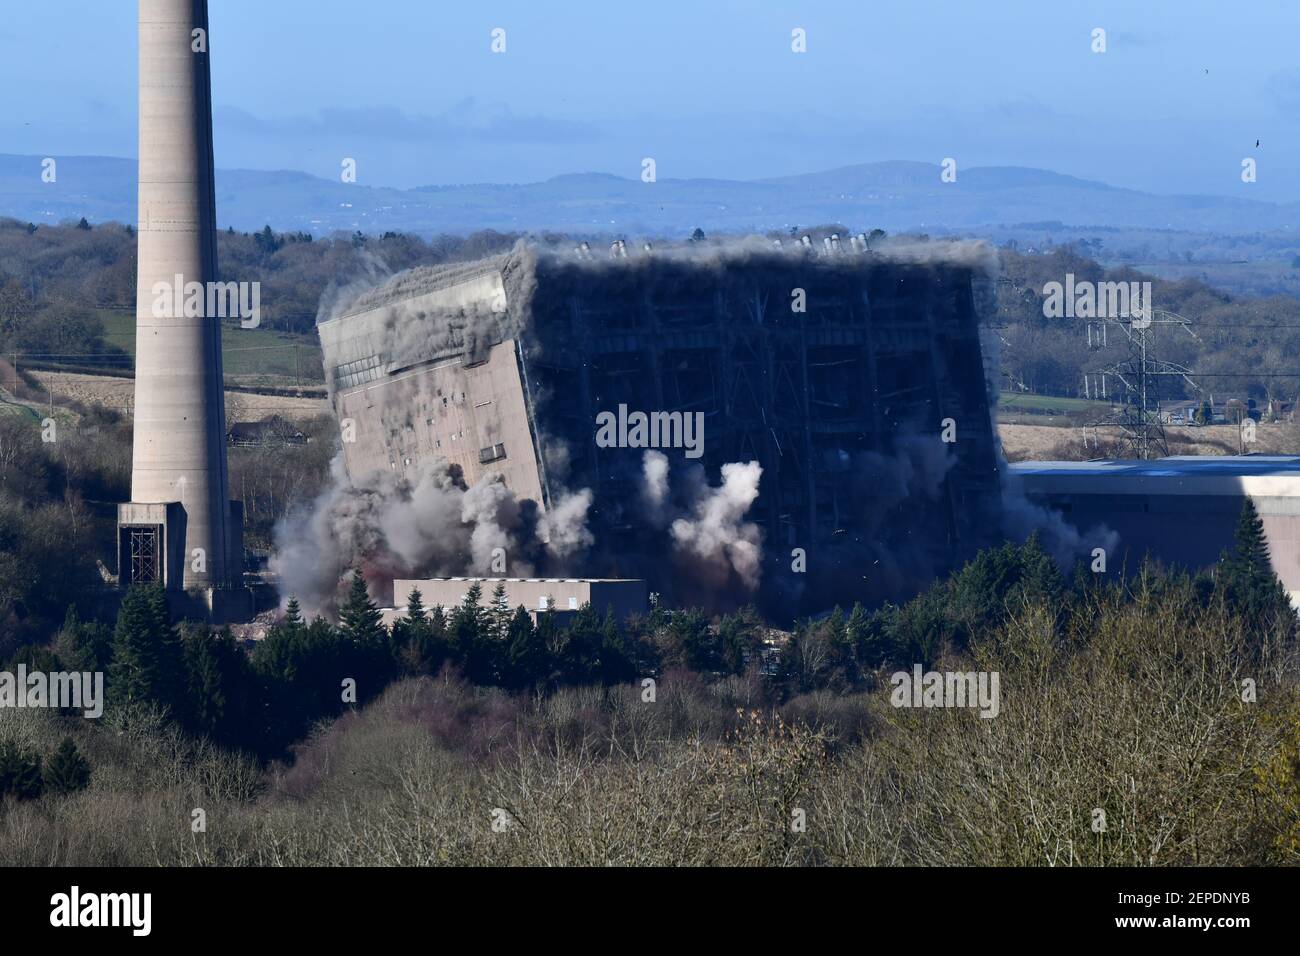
[2,153,1297,240]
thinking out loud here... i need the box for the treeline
[227,414,336,551]
[785,497,1294,692]
[996,245,1300,408]
[27,574,647,759]
[0,407,129,656]
[12,497,1290,767]
[4,508,1298,864]
[10,216,1300,408]
[0,217,523,351]
[0,383,337,643]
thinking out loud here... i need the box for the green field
[998,392,1101,413]
[997,391,1111,423]
[100,311,324,384]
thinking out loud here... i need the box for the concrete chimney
[119,0,243,612]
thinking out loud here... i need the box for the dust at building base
[315,239,1004,617]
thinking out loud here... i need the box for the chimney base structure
[117,0,249,624]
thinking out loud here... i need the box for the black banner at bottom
[6,865,1284,942]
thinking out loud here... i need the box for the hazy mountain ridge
[2,153,1296,242]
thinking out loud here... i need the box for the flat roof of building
[394,577,644,584]
[1011,455,1300,478]
[1010,455,1300,498]
[331,256,510,323]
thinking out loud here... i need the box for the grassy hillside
[99,312,323,385]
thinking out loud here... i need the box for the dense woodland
[0,217,521,357]
[1,507,1297,864]
[996,246,1300,409]
[2,217,1299,409]
[0,392,336,653]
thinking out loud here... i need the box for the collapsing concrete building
[316,239,1004,614]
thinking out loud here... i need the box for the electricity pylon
[1081,308,1200,460]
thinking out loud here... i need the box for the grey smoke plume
[316,247,393,326]
[539,488,595,558]
[340,246,538,372]
[637,451,765,592]
[831,435,963,603]
[638,450,672,527]
[271,455,594,616]
[671,460,764,590]
[999,472,1119,569]
[976,257,1119,568]
[855,434,958,510]
[460,474,524,573]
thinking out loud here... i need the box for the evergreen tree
[672,608,720,673]
[182,621,225,734]
[404,588,426,623]
[823,606,859,686]
[0,741,43,800]
[450,583,500,682]
[391,587,444,675]
[489,581,511,642]
[180,623,256,743]
[534,610,564,683]
[338,572,391,700]
[718,606,764,675]
[255,224,280,255]
[57,605,113,673]
[504,605,544,689]
[597,608,637,684]
[419,604,450,675]
[253,614,350,750]
[846,602,886,669]
[885,590,954,668]
[1017,533,1065,608]
[43,736,90,795]
[108,584,183,712]
[282,595,305,630]
[1219,498,1295,633]
[559,603,603,682]
[1229,498,1271,575]
[339,572,385,645]
[7,642,61,674]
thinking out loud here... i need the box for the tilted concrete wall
[332,338,546,507]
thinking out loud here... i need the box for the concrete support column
[132,0,230,588]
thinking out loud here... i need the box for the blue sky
[4,0,1300,199]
